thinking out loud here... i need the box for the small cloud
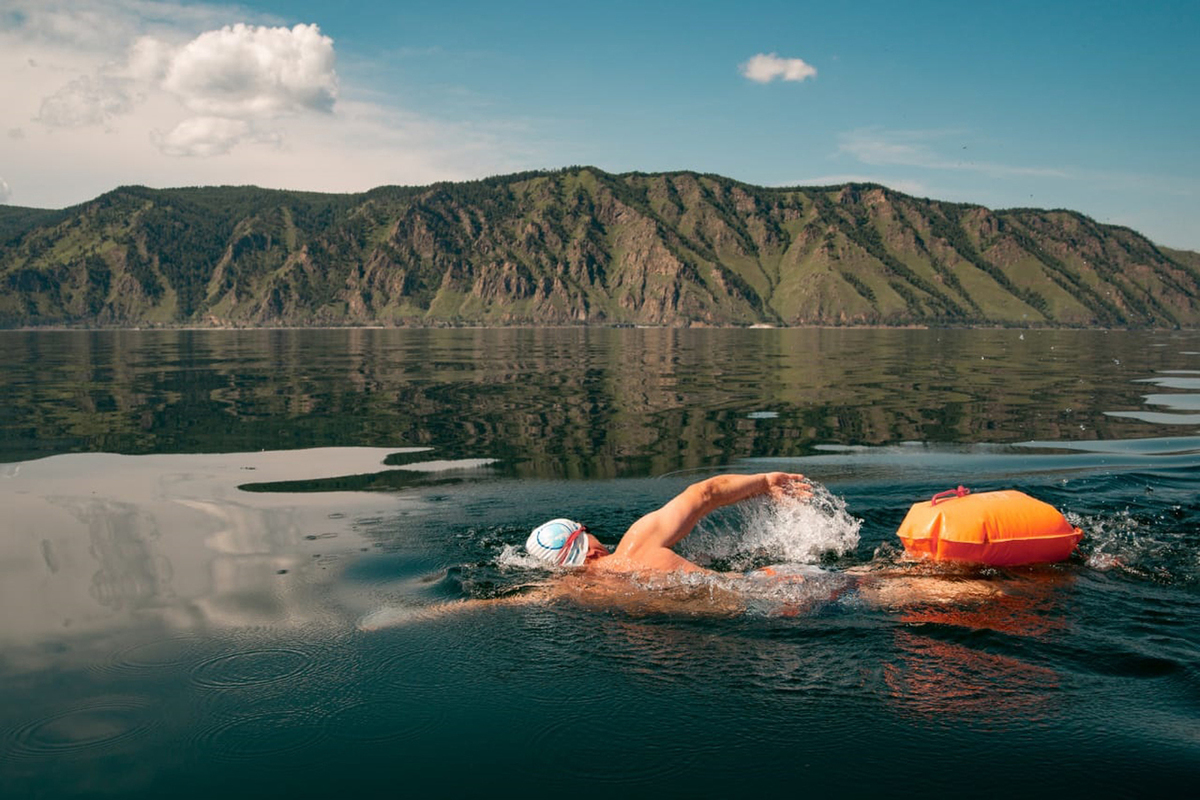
[161,23,338,118]
[6,0,251,54]
[11,0,138,50]
[36,74,135,127]
[8,127,25,139]
[153,116,250,157]
[839,128,1068,179]
[126,35,174,83]
[0,176,12,203]
[740,53,817,84]
[839,129,940,168]
[143,22,338,156]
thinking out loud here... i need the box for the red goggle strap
[556,525,588,565]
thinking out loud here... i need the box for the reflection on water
[882,572,1073,723]
[3,328,1200,475]
[885,630,1062,722]
[0,448,491,655]
[2,328,1200,797]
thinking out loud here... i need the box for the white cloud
[153,116,252,157]
[139,22,339,156]
[161,23,337,118]
[0,2,542,209]
[3,0,259,50]
[37,74,136,127]
[0,177,11,204]
[839,128,1068,179]
[740,53,817,83]
[27,20,340,157]
[7,2,148,50]
[127,35,175,83]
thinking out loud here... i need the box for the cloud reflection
[0,447,493,658]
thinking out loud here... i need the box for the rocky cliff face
[1,168,1197,328]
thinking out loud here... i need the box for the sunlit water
[1,328,1198,797]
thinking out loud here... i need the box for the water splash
[496,544,546,570]
[491,484,861,576]
[617,565,853,618]
[683,483,862,571]
[1071,509,1196,584]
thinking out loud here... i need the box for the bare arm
[611,472,809,572]
[357,583,556,630]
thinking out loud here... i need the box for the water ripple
[190,646,317,689]
[193,708,329,765]
[7,696,154,759]
[93,635,210,677]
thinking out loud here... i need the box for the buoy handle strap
[930,485,971,506]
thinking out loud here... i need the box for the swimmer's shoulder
[591,551,713,575]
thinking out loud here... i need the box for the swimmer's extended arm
[613,472,809,572]
[357,584,557,630]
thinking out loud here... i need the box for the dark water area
[1,328,1198,797]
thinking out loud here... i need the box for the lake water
[1,328,1198,797]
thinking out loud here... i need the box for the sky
[1,0,1197,249]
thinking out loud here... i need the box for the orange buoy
[896,486,1082,566]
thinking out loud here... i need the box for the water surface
[1,328,1198,797]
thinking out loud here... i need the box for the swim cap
[525,519,589,567]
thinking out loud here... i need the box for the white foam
[496,543,548,570]
[496,484,861,576]
[1071,509,1184,581]
[626,563,852,614]
[682,483,861,571]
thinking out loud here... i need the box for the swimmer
[358,473,810,628]
[357,472,1002,629]
[525,472,812,574]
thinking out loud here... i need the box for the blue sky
[2,0,1197,249]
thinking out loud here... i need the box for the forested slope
[2,168,1197,328]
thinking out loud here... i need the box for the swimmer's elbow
[686,480,718,510]
[690,474,762,512]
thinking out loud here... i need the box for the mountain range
[2,167,1198,328]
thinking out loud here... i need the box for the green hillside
[2,168,1197,328]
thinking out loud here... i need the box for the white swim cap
[525,519,589,567]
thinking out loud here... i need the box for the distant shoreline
[1,322,1191,333]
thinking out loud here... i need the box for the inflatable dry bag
[896,486,1082,566]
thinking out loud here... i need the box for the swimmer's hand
[357,586,554,630]
[765,472,811,502]
[357,604,438,631]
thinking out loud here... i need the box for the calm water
[1,328,1198,797]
